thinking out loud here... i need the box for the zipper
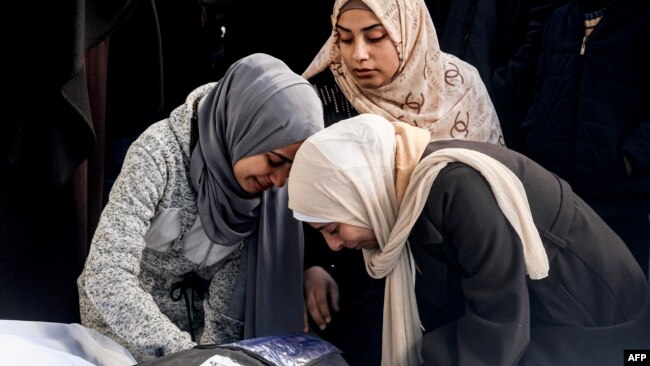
[198,240,243,269]
[199,242,214,269]
[579,35,588,55]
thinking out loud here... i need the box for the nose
[352,39,369,62]
[324,236,345,252]
[269,167,289,187]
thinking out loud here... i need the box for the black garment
[411,140,650,365]
[306,71,359,127]
[522,0,650,276]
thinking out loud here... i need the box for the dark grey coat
[411,140,650,366]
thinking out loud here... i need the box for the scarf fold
[393,121,430,208]
[303,0,503,145]
[289,115,548,366]
[190,53,324,338]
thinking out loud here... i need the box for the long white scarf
[288,115,548,366]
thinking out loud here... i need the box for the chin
[354,77,383,90]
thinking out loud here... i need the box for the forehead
[337,9,382,30]
[274,141,303,158]
[309,222,335,230]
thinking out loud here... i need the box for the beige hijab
[303,0,504,145]
[288,114,548,366]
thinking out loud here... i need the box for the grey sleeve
[81,139,196,358]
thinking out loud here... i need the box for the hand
[303,266,339,332]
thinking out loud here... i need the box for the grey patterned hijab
[190,53,324,337]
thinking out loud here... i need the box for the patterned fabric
[78,84,244,361]
[303,0,504,145]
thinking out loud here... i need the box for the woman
[301,1,504,363]
[77,53,324,361]
[304,0,503,144]
[288,114,650,366]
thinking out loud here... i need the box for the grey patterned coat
[78,83,243,361]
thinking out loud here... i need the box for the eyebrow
[312,224,328,230]
[336,23,384,33]
[269,150,293,164]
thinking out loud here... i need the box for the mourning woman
[288,114,650,366]
[77,53,324,361]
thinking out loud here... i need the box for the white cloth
[0,320,136,366]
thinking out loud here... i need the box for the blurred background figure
[522,0,650,279]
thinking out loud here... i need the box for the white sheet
[0,320,136,366]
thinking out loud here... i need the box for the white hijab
[303,0,504,145]
[288,114,548,366]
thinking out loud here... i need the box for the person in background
[289,114,650,366]
[428,0,570,152]
[300,1,503,363]
[522,0,650,279]
[77,53,324,361]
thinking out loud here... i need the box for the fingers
[306,286,331,330]
[303,305,310,333]
[304,266,339,330]
[329,281,340,313]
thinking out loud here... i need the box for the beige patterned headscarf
[288,114,548,366]
[303,0,504,145]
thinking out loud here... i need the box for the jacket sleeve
[621,32,650,175]
[81,138,196,358]
[421,165,530,366]
[491,0,556,107]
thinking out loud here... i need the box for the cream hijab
[303,0,504,145]
[288,114,548,366]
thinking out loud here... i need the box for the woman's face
[337,9,400,89]
[309,222,378,251]
[233,141,302,194]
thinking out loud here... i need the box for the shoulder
[131,119,181,157]
[120,118,189,186]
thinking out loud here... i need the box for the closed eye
[267,156,284,168]
[329,225,339,236]
[367,34,387,43]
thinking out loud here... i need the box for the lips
[353,68,374,78]
[254,178,272,192]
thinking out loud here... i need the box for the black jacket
[522,0,650,216]
[411,140,650,365]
